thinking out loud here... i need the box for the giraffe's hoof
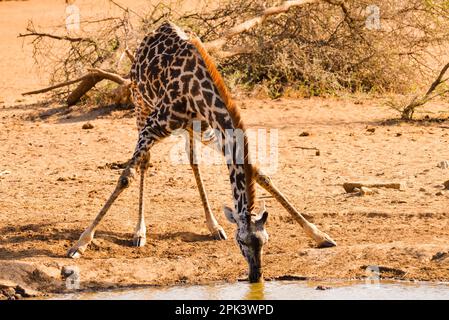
[317,238,337,248]
[212,227,227,241]
[67,247,82,259]
[132,236,147,247]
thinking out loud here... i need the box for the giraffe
[67,21,336,282]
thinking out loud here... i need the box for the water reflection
[244,281,265,300]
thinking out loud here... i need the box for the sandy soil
[1,0,449,300]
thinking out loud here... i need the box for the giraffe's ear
[223,206,237,224]
[255,200,268,227]
[254,211,268,230]
[255,211,268,228]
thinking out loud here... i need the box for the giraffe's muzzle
[249,266,263,283]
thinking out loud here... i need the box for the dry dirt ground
[1,0,449,300]
[1,96,449,299]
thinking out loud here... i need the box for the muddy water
[51,280,449,300]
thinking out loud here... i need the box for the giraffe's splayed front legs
[67,167,137,258]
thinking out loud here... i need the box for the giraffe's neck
[190,37,256,227]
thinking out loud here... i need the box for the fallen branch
[86,68,129,84]
[22,68,131,106]
[343,182,406,193]
[204,0,317,52]
[66,75,103,106]
[67,69,131,106]
[22,75,93,96]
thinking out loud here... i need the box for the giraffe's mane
[190,37,256,214]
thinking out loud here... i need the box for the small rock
[315,150,320,156]
[431,251,448,261]
[395,133,402,137]
[366,127,376,133]
[419,187,426,192]
[61,265,79,279]
[299,131,310,137]
[15,285,39,298]
[391,200,407,204]
[0,170,11,177]
[274,275,308,281]
[437,160,449,169]
[360,186,374,196]
[82,122,94,130]
[2,287,16,298]
[443,180,449,190]
[435,191,444,196]
[316,285,331,290]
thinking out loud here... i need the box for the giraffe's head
[224,203,269,283]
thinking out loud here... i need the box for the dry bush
[20,15,133,98]
[21,0,449,103]
[211,0,449,97]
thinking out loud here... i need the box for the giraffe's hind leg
[188,129,227,240]
[254,168,336,248]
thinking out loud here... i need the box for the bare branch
[86,68,129,84]
[22,75,91,95]
[67,75,103,106]
[18,31,94,44]
[204,0,317,52]
[125,48,135,63]
[400,62,449,119]
[22,68,129,96]
[424,62,449,96]
[109,0,143,20]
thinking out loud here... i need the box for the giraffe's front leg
[254,169,336,248]
[188,129,227,240]
[132,156,150,247]
[68,167,136,258]
[68,107,170,256]
[191,162,227,240]
[67,87,176,257]
[67,226,95,259]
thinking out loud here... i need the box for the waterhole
[50,280,449,300]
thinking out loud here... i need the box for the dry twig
[400,62,449,120]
